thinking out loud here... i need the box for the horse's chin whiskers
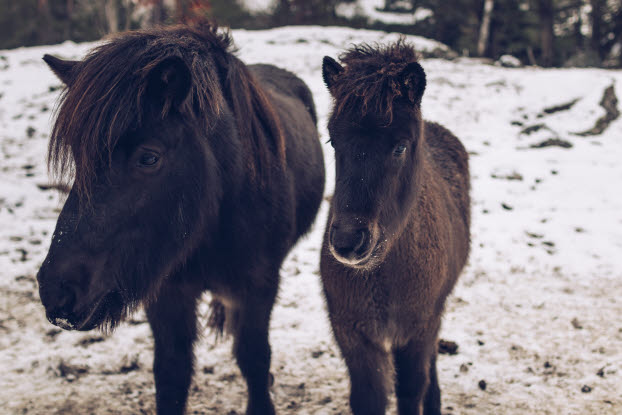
[329,242,383,272]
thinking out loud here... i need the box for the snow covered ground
[241,0,433,26]
[336,0,432,25]
[1,26,621,414]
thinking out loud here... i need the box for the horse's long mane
[49,22,284,199]
[331,39,420,125]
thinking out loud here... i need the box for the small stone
[497,55,522,68]
[318,396,332,405]
[438,339,459,355]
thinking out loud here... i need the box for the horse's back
[424,121,470,230]
[249,64,317,124]
[249,64,325,240]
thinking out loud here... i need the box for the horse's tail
[207,298,226,341]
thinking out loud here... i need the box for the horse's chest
[364,266,440,338]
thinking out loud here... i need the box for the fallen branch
[36,183,71,193]
[539,98,580,116]
[530,138,573,149]
[573,84,619,136]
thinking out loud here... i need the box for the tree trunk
[538,0,555,67]
[590,0,605,60]
[151,0,165,27]
[37,0,54,44]
[574,1,584,51]
[279,0,291,14]
[175,0,185,23]
[477,0,494,56]
[103,0,120,33]
[527,46,538,66]
[619,0,622,67]
[62,0,74,40]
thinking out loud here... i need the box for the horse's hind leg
[146,280,202,415]
[394,339,437,415]
[232,278,278,415]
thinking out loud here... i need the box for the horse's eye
[393,143,407,156]
[138,152,159,167]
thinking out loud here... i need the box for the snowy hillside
[336,0,432,25]
[1,26,621,414]
[243,0,276,13]
[240,0,433,25]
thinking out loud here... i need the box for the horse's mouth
[76,295,109,331]
[330,240,383,270]
[79,291,125,331]
[50,291,123,331]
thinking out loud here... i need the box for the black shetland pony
[37,23,324,415]
[320,41,470,415]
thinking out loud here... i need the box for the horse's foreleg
[232,284,278,415]
[423,352,442,415]
[147,281,201,415]
[334,327,393,415]
[394,338,437,415]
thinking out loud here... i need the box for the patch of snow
[53,318,75,330]
[336,0,432,25]
[241,0,276,13]
[497,54,523,68]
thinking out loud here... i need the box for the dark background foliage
[0,0,620,67]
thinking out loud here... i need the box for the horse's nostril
[353,229,368,253]
[329,225,338,248]
[53,285,77,318]
[330,225,371,258]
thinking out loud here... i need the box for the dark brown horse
[320,41,470,415]
[37,23,325,415]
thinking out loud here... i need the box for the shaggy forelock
[331,38,421,125]
[48,23,231,201]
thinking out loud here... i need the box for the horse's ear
[43,54,79,86]
[145,56,192,111]
[401,62,426,106]
[322,56,344,91]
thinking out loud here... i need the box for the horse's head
[322,42,426,269]
[37,48,226,331]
